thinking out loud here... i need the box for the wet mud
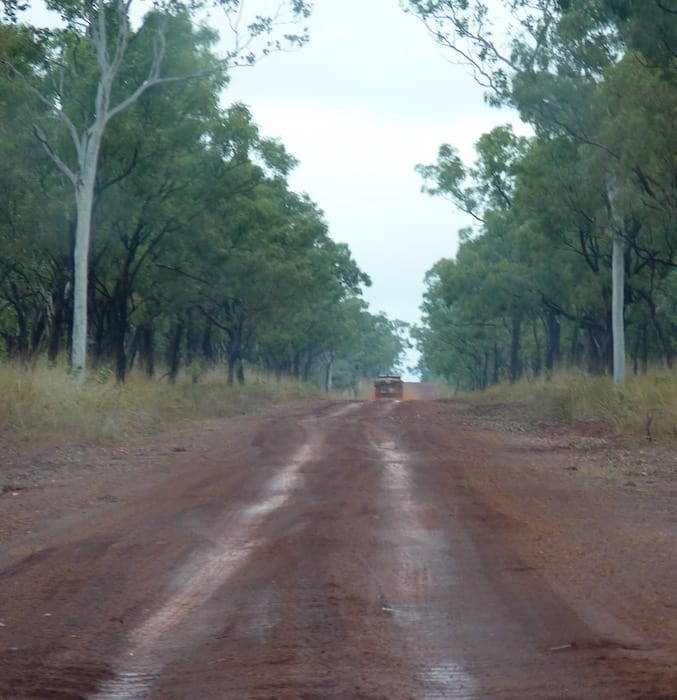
[0,399,675,698]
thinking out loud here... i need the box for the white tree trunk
[71,135,102,375]
[611,233,625,386]
[607,177,626,387]
[324,352,334,393]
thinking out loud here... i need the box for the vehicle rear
[373,375,404,400]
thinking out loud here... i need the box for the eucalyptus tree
[598,54,677,371]
[253,202,371,390]
[417,125,528,229]
[84,15,226,381]
[317,303,407,394]
[0,23,73,361]
[354,312,408,380]
[417,125,539,382]
[179,127,369,388]
[406,0,676,382]
[2,0,312,377]
[417,256,497,389]
[305,241,372,392]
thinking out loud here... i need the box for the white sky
[226,0,526,377]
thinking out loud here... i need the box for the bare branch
[656,0,677,15]
[33,123,77,185]
[405,0,516,97]
[4,58,87,169]
[110,0,133,75]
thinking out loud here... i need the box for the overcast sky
[226,0,526,377]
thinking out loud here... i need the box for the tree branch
[33,123,77,185]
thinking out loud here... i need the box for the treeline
[0,14,405,389]
[409,0,676,390]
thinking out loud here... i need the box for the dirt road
[0,399,675,698]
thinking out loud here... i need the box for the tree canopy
[409,0,676,388]
[0,7,408,387]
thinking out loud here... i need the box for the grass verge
[461,370,677,441]
[0,363,321,448]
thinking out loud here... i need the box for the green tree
[0,23,71,362]
[407,0,676,383]
[2,0,312,376]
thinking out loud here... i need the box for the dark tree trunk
[226,356,235,387]
[46,258,71,363]
[29,312,46,362]
[186,308,201,366]
[139,324,156,378]
[293,352,304,380]
[47,285,67,363]
[91,300,108,368]
[531,321,541,378]
[15,309,29,360]
[112,285,129,384]
[644,293,674,369]
[167,322,184,384]
[492,340,500,385]
[632,319,649,375]
[586,328,606,375]
[8,282,29,360]
[201,322,216,366]
[225,317,246,388]
[303,353,313,382]
[226,330,238,387]
[570,323,581,367]
[510,318,522,383]
[545,310,561,372]
[324,355,333,393]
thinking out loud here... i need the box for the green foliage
[1,0,316,377]
[410,0,676,393]
[0,12,406,388]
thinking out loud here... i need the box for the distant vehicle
[374,374,404,400]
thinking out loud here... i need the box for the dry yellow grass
[0,363,320,447]
[464,369,677,440]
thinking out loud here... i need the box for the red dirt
[0,398,675,699]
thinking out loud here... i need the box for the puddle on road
[94,666,159,700]
[387,601,449,624]
[373,434,478,699]
[242,468,302,518]
[378,440,424,539]
[420,662,478,699]
[324,402,362,419]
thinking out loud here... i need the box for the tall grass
[466,369,677,440]
[0,363,321,447]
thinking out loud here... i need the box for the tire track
[93,404,360,699]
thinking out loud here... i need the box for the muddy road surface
[1,399,675,698]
